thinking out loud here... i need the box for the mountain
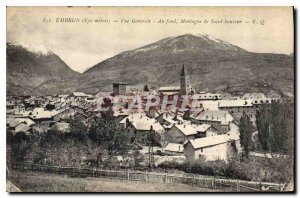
[6,43,80,96]
[80,34,294,96]
[7,34,294,97]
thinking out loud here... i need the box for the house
[113,82,127,95]
[218,99,253,113]
[15,103,25,112]
[120,113,142,129]
[197,100,219,111]
[53,108,75,122]
[28,108,57,123]
[190,110,233,133]
[7,119,21,131]
[158,86,180,94]
[15,117,35,127]
[15,123,32,135]
[164,124,197,144]
[190,93,221,101]
[241,93,267,100]
[7,118,33,135]
[32,121,56,134]
[6,102,15,115]
[218,100,257,126]
[113,109,130,123]
[120,113,165,144]
[156,111,183,128]
[49,122,70,133]
[58,94,69,98]
[242,92,278,105]
[69,92,91,98]
[193,124,217,138]
[184,134,241,162]
[125,121,165,144]
[164,143,184,155]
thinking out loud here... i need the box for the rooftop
[187,134,230,149]
[158,86,180,91]
[175,124,198,136]
[242,93,266,100]
[164,143,184,153]
[191,110,233,123]
[218,99,253,107]
[193,124,212,133]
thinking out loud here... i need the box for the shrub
[158,156,293,183]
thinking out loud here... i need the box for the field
[8,170,220,192]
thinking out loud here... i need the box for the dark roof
[181,64,186,76]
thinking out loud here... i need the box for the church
[158,64,194,95]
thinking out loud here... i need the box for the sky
[7,7,294,73]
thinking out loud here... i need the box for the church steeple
[181,63,186,76]
[180,63,191,95]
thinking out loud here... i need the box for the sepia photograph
[5,6,294,192]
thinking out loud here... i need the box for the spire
[181,63,186,76]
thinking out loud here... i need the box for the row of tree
[256,102,294,154]
[7,116,130,166]
[239,101,294,158]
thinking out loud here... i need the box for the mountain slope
[6,43,80,96]
[7,34,294,96]
[80,34,293,96]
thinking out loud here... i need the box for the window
[130,137,135,143]
[200,148,203,152]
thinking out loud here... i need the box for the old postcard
[6,6,294,192]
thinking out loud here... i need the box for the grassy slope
[80,34,294,95]
[8,170,220,192]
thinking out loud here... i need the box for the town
[7,64,285,165]
[5,6,294,193]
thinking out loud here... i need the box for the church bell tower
[180,64,191,95]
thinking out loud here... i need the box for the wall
[164,126,193,144]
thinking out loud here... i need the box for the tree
[239,112,253,158]
[256,109,269,151]
[11,132,31,162]
[133,150,144,169]
[256,102,293,154]
[68,118,88,142]
[88,117,128,156]
[85,142,104,167]
[100,97,114,119]
[6,130,13,145]
[146,128,156,169]
[144,84,150,92]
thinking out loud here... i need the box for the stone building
[113,82,127,95]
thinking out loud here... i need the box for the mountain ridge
[6,34,294,96]
[79,34,293,96]
[6,43,80,96]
